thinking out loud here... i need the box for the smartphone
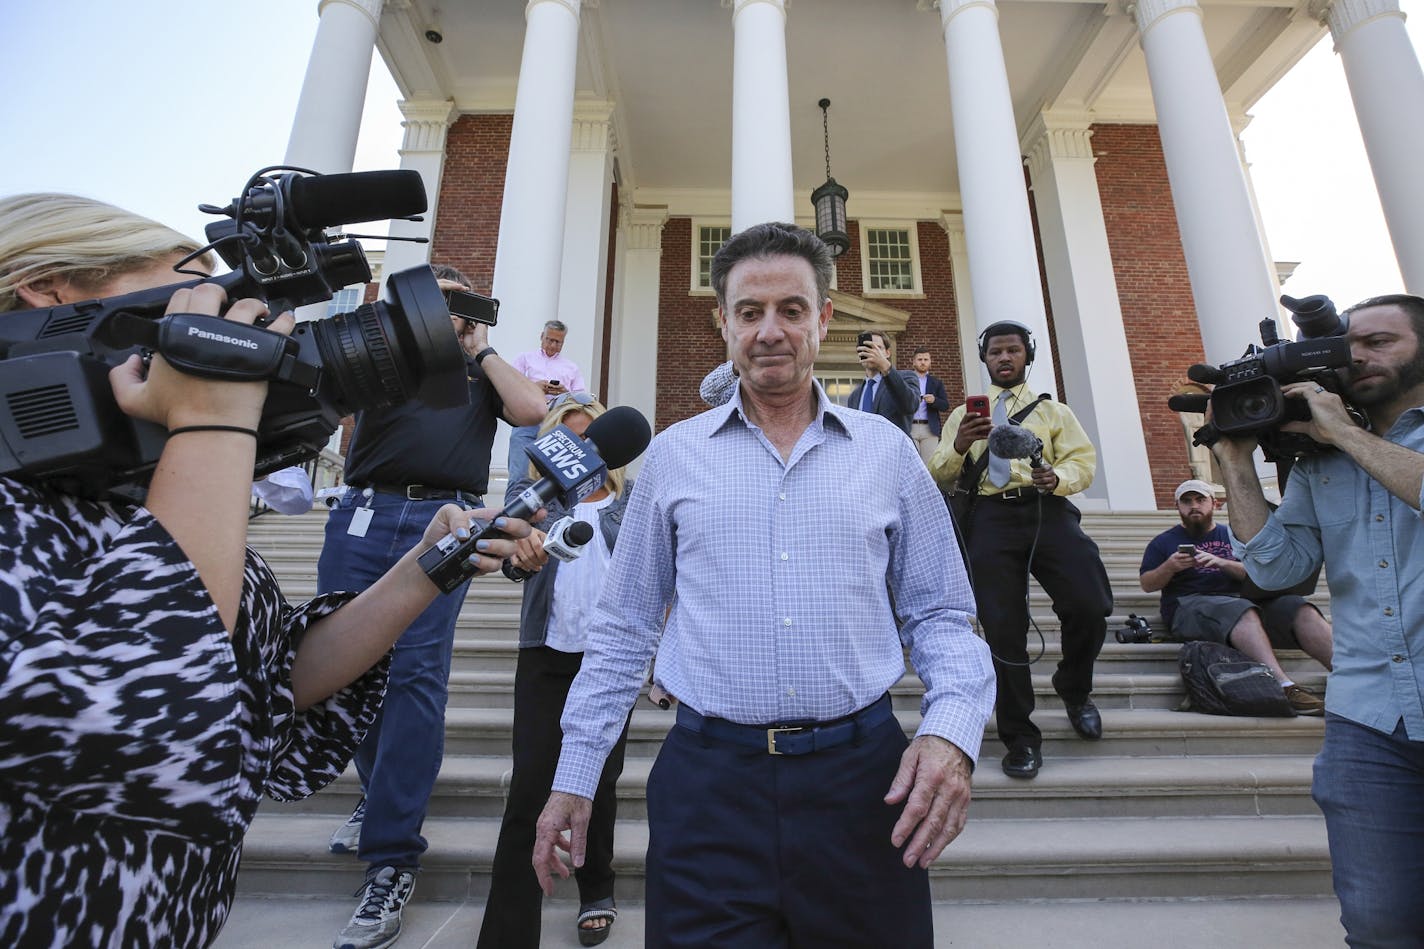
[856,330,874,349]
[549,379,560,387]
[1177,544,1196,556]
[446,289,499,326]
[965,395,990,418]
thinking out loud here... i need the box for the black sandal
[576,897,617,946]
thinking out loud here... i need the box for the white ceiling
[378,0,1325,202]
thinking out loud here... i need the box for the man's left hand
[1280,381,1357,447]
[884,735,973,869]
[1031,463,1059,493]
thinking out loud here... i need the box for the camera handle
[114,311,320,389]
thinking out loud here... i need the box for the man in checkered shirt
[532,222,994,947]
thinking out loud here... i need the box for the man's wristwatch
[474,347,498,366]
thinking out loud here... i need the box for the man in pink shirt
[507,321,589,473]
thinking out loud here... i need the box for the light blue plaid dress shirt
[552,382,995,799]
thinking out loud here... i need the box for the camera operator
[1211,294,1424,945]
[0,193,532,948]
[318,264,546,949]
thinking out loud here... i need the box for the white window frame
[857,221,923,298]
[326,285,363,316]
[690,220,733,296]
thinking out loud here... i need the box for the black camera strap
[115,312,320,389]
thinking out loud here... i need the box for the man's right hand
[952,413,994,454]
[533,791,593,895]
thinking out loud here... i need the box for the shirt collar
[990,379,1037,406]
[711,379,847,438]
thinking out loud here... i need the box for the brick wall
[1092,123,1203,510]
[653,218,967,430]
[431,114,514,295]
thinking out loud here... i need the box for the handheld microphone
[419,405,652,593]
[502,516,596,582]
[988,423,1048,494]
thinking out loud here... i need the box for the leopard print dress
[0,477,389,948]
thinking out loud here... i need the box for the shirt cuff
[551,742,604,800]
[915,705,984,766]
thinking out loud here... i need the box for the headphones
[977,320,1036,365]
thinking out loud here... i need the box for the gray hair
[710,222,833,308]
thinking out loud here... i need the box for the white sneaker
[334,865,415,949]
[328,797,366,854]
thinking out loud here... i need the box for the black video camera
[1115,614,1154,644]
[1173,294,1363,461]
[0,167,469,501]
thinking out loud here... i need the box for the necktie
[987,390,1012,488]
[859,378,878,413]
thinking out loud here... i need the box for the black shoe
[1002,746,1042,779]
[1065,699,1103,740]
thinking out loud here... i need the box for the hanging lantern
[811,98,850,257]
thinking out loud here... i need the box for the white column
[729,0,796,231]
[1325,0,1424,293]
[490,0,582,360]
[609,205,668,450]
[286,0,382,173]
[378,99,457,288]
[1024,116,1156,510]
[1133,0,1279,365]
[936,0,1059,398]
[556,103,617,396]
[938,212,987,393]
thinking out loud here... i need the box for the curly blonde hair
[528,395,626,498]
[0,193,212,312]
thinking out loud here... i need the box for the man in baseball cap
[1138,479,1332,714]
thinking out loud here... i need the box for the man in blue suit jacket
[848,330,918,435]
[908,346,951,464]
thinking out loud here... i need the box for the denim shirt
[1235,406,1424,739]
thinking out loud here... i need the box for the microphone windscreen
[1186,363,1227,386]
[565,519,595,547]
[287,170,428,229]
[584,405,653,469]
[1167,393,1211,413]
[987,424,1041,460]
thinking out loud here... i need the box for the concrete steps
[240,508,1337,910]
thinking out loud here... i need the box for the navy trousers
[645,713,932,948]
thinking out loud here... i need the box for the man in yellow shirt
[929,321,1112,780]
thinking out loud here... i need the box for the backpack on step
[1177,641,1295,717]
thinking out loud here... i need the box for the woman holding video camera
[0,193,530,948]
[476,394,633,949]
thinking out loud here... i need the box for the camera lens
[306,267,468,414]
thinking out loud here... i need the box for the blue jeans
[317,488,475,871]
[1313,712,1424,947]
[506,424,539,484]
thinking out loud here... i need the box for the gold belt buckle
[766,726,803,755]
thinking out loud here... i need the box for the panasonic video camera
[0,167,469,500]
[1176,294,1363,460]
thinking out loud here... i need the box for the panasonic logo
[188,326,259,350]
